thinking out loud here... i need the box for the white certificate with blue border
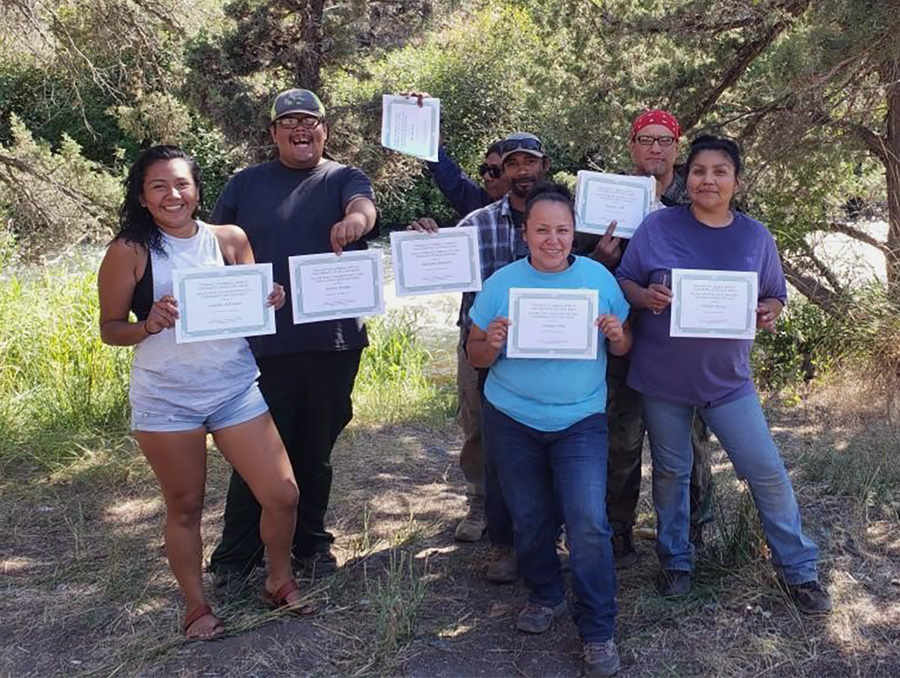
[574,171,655,239]
[507,288,599,360]
[380,95,441,162]
[390,226,482,297]
[289,250,385,325]
[670,269,758,339]
[172,263,276,344]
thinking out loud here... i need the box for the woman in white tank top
[98,146,311,639]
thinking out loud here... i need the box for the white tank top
[129,221,260,416]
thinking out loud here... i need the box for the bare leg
[136,428,224,638]
[213,413,301,602]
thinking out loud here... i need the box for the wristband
[145,321,162,335]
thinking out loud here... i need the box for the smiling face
[686,149,739,213]
[503,152,548,199]
[629,123,679,179]
[522,199,575,273]
[139,158,199,236]
[270,114,327,169]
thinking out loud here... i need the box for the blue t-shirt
[469,256,630,432]
[211,159,375,356]
[616,205,788,407]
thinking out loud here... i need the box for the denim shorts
[131,383,269,433]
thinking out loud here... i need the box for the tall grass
[354,311,455,427]
[0,260,131,469]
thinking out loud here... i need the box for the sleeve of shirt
[210,176,239,225]
[468,284,499,333]
[426,147,490,216]
[615,223,649,286]
[758,229,788,304]
[340,166,375,207]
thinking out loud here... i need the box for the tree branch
[780,257,842,312]
[814,221,888,253]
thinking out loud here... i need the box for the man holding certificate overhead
[583,109,714,569]
[616,135,832,615]
[468,184,631,678]
[208,88,378,583]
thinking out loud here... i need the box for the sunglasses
[497,137,544,158]
[478,163,502,179]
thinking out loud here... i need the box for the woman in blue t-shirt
[467,184,631,678]
[616,136,831,615]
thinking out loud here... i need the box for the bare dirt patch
[2,382,899,677]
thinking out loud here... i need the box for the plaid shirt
[457,194,527,328]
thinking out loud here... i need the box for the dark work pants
[476,366,514,547]
[605,353,714,533]
[209,349,362,575]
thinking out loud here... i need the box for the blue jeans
[642,393,819,584]
[483,401,617,642]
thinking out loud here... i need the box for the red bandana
[630,109,681,140]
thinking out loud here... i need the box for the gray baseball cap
[270,89,326,122]
[498,132,545,162]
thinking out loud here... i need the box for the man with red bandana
[589,110,713,568]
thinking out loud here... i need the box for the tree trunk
[883,58,900,294]
[294,0,326,92]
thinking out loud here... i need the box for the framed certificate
[389,226,482,297]
[288,250,385,325]
[172,263,276,344]
[507,288,599,360]
[670,269,758,339]
[574,171,655,239]
[380,95,441,162]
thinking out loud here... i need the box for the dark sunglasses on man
[478,163,502,179]
[497,136,544,157]
[274,116,324,130]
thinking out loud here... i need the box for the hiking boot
[583,638,621,677]
[656,569,692,598]
[516,599,568,634]
[454,500,486,542]
[294,550,338,579]
[611,528,639,570]
[785,579,833,615]
[485,545,517,584]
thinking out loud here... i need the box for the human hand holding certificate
[172,263,276,344]
[390,226,482,296]
[575,171,655,239]
[507,288,599,360]
[381,95,440,162]
[670,269,758,339]
[289,250,385,325]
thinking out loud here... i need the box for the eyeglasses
[498,137,544,158]
[274,116,324,130]
[478,163,502,179]
[634,135,676,147]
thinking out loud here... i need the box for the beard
[639,159,669,178]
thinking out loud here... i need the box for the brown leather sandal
[261,578,317,616]
[183,604,225,639]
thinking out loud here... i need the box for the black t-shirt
[510,207,529,259]
[211,159,376,356]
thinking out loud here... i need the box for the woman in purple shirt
[616,135,832,615]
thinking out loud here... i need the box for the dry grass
[2,377,899,678]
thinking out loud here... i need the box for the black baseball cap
[270,89,326,122]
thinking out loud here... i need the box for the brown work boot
[485,545,517,583]
[611,528,639,570]
[454,497,486,542]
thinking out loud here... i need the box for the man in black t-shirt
[209,88,378,580]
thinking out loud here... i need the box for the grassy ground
[1,266,899,677]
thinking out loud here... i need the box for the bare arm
[211,224,285,310]
[466,318,510,368]
[597,315,633,356]
[619,279,672,313]
[331,196,377,254]
[97,239,177,346]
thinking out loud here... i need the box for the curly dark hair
[115,145,204,255]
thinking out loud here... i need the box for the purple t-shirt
[616,205,787,408]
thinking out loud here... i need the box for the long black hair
[115,145,204,255]
[686,135,743,178]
